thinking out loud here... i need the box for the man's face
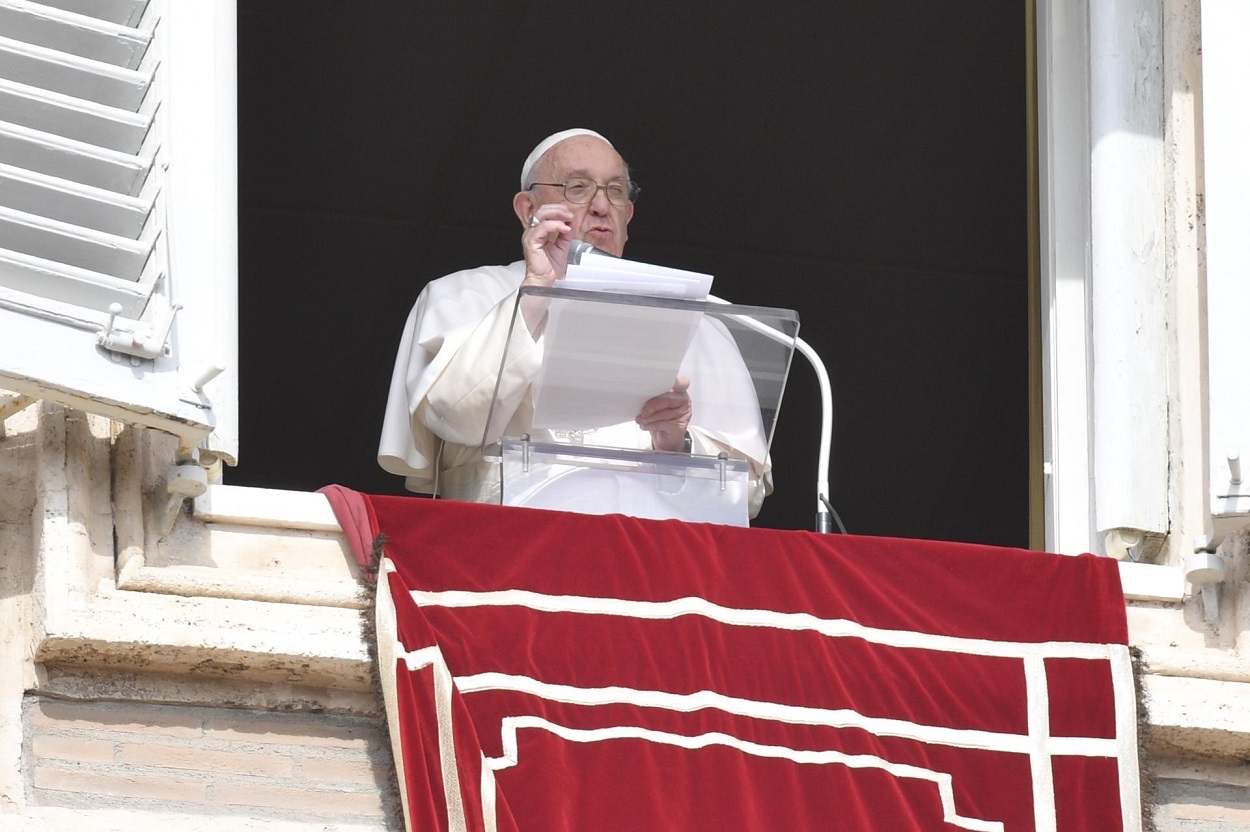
[530,136,634,256]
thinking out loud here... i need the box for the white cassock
[378,261,772,519]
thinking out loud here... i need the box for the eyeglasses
[528,178,640,206]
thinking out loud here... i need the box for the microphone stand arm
[707,295,834,533]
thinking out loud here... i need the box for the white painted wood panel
[0,0,151,69]
[1202,1,1250,529]
[0,162,151,237]
[0,76,151,152]
[36,0,147,27]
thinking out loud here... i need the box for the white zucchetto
[520,128,612,190]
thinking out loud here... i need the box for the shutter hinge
[97,300,181,363]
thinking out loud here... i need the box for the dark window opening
[233,1,1030,547]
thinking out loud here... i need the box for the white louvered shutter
[0,0,237,462]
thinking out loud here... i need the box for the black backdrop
[230,2,1030,547]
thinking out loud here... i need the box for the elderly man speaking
[378,129,770,517]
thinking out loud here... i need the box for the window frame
[1200,0,1250,536]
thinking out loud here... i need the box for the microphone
[568,239,616,264]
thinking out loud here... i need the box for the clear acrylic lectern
[481,285,799,526]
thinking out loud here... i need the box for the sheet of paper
[531,299,704,430]
[561,256,713,300]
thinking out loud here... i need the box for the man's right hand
[522,204,575,288]
[518,204,574,337]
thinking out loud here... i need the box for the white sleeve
[420,288,542,446]
[378,265,533,490]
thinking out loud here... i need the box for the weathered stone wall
[25,696,400,827]
[1152,757,1250,830]
[1,403,401,829]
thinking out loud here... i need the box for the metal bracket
[157,458,209,538]
[178,362,227,410]
[1216,452,1247,499]
[97,300,182,363]
[1184,551,1226,625]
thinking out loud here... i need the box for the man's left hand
[637,376,692,452]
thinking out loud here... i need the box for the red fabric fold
[317,484,378,577]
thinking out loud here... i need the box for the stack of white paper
[531,257,714,430]
[559,256,713,300]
